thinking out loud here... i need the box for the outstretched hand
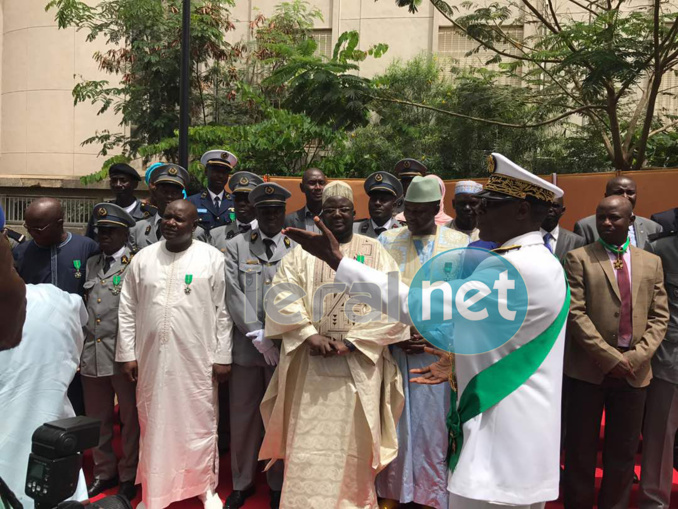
[283,217,343,271]
[409,347,454,386]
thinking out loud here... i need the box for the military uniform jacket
[81,247,134,377]
[187,190,234,231]
[85,200,156,239]
[352,218,403,239]
[224,229,295,367]
[128,216,208,251]
[207,221,240,253]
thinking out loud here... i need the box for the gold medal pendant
[613,257,624,270]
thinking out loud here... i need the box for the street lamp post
[179,0,191,170]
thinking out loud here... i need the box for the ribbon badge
[112,275,122,295]
[184,274,193,294]
[73,260,82,279]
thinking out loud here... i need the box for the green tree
[46,0,241,175]
[391,0,678,170]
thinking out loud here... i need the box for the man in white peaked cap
[282,153,569,509]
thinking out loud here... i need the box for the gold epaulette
[491,245,522,254]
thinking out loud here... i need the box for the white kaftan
[0,284,89,509]
[116,240,233,509]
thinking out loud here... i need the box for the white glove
[246,329,280,366]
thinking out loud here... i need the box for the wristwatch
[343,339,357,352]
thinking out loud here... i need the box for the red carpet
[85,419,678,509]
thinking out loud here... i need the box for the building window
[437,25,524,86]
[656,70,678,116]
[312,29,333,58]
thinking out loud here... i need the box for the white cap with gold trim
[479,153,563,203]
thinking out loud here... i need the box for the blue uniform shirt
[13,233,99,296]
[187,189,234,231]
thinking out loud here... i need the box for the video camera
[0,416,132,509]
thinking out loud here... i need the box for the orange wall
[268,168,678,231]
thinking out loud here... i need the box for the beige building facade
[0,0,674,188]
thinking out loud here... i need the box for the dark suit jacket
[554,228,586,263]
[283,208,308,230]
[573,214,662,250]
[564,243,669,387]
[651,208,678,233]
[187,190,234,231]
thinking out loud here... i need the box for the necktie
[264,238,275,260]
[543,232,553,253]
[103,256,114,273]
[375,227,386,236]
[239,223,251,234]
[616,255,633,346]
[214,196,221,210]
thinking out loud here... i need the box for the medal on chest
[613,256,624,270]
[184,274,193,294]
[73,260,82,278]
[111,275,122,295]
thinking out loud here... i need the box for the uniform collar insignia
[145,225,151,235]
[284,237,291,248]
[251,232,258,242]
[226,193,232,200]
[201,191,208,198]
[122,255,130,265]
[143,211,150,218]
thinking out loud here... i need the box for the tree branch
[647,118,678,138]
[546,0,562,31]
[565,0,599,17]
[369,93,602,128]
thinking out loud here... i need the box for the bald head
[25,198,63,223]
[162,199,198,251]
[24,198,65,246]
[166,199,198,221]
[605,176,637,208]
[596,195,634,246]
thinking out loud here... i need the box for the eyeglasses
[23,221,56,233]
[322,207,353,215]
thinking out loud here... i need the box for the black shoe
[87,477,119,498]
[117,481,137,501]
[224,487,255,509]
[270,490,281,509]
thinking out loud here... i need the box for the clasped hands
[305,334,352,357]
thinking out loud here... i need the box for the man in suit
[209,171,263,252]
[639,231,678,509]
[574,175,662,249]
[85,163,156,240]
[283,168,326,232]
[446,180,483,242]
[353,171,403,238]
[81,203,139,501]
[223,183,292,509]
[563,195,669,509]
[650,207,678,233]
[187,150,236,232]
[541,196,586,263]
[129,164,207,250]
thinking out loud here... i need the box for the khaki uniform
[224,229,294,491]
[81,247,139,483]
